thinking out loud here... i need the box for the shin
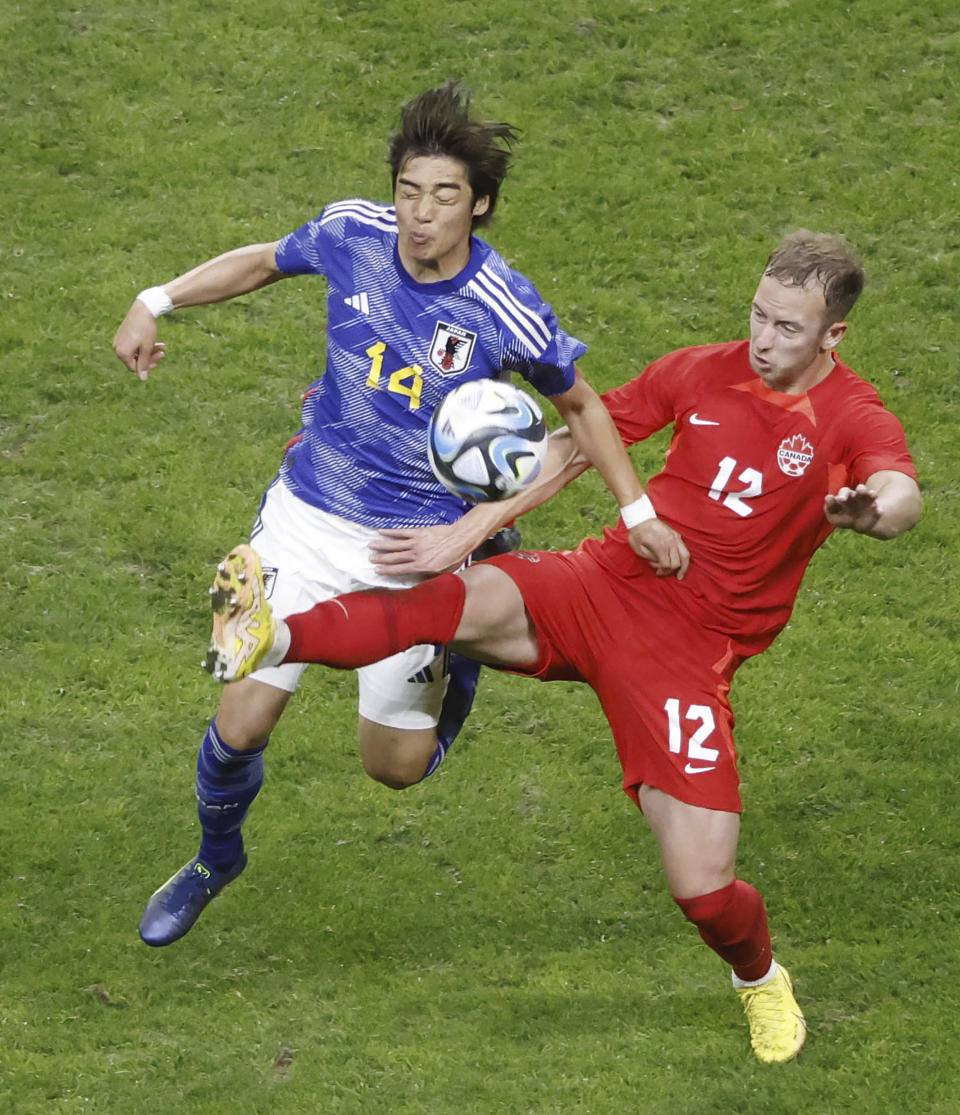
[284,573,466,667]
[675,879,773,983]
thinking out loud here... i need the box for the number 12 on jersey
[707,456,763,518]
[664,698,719,764]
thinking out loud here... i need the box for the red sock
[675,879,773,982]
[284,573,466,668]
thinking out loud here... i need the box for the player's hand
[824,484,881,534]
[113,301,166,381]
[371,525,481,578]
[628,518,690,579]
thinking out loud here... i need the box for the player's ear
[472,194,490,218]
[823,320,847,350]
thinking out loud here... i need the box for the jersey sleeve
[519,308,588,397]
[601,348,692,443]
[843,397,917,484]
[489,266,587,397]
[274,205,346,277]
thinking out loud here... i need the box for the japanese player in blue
[112,82,686,946]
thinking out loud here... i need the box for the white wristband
[136,285,174,317]
[620,494,657,529]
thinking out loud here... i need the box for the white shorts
[247,477,446,730]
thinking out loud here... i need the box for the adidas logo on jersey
[344,292,370,315]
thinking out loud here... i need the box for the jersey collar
[393,236,489,294]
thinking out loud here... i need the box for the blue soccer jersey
[273,199,587,528]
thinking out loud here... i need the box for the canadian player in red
[596,337,916,649]
[204,232,921,1063]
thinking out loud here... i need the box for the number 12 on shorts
[664,698,719,770]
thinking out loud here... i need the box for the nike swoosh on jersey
[689,413,720,426]
[684,762,716,774]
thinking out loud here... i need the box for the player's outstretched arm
[113,241,285,381]
[372,429,589,576]
[552,370,689,579]
[824,470,921,539]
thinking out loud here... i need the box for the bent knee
[215,679,290,750]
[360,751,426,790]
[215,716,273,751]
[357,721,437,789]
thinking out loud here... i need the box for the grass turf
[2,1,958,1111]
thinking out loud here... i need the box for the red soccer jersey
[583,340,917,652]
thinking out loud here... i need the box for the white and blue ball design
[428,379,549,502]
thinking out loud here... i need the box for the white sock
[732,959,778,989]
[262,618,291,669]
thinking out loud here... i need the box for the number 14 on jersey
[366,341,424,410]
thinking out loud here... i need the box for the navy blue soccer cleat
[139,853,247,946]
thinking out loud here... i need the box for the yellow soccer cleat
[735,964,807,1064]
[201,544,276,682]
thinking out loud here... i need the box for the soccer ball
[428,378,548,502]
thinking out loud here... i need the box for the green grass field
[3,1,959,1111]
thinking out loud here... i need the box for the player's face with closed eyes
[394,155,489,283]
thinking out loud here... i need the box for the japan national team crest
[429,321,477,376]
[777,433,815,477]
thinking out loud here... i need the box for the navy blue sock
[421,652,482,781]
[195,720,266,870]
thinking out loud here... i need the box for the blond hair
[765,230,865,323]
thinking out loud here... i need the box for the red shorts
[485,548,745,813]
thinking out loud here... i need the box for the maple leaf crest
[777,433,815,477]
